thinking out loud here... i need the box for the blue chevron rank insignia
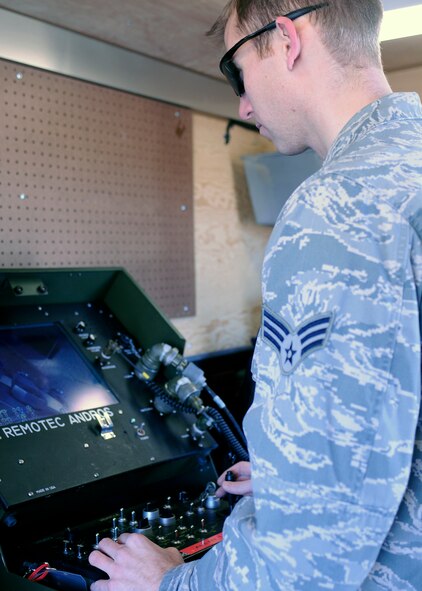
[262,307,333,375]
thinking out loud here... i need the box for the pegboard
[0,59,194,318]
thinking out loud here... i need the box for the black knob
[159,508,176,527]
[225,471,237,513]
[133,518,152,534]
[143,503,159,521]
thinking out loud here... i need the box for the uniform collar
[324,92,422,166]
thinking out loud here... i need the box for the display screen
[0,323,118,427]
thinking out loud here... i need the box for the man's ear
[275,16,301,70]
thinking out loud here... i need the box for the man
[89,1,422,589]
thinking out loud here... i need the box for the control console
[0,269,241,591]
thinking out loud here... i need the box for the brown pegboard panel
[0,59,194,318]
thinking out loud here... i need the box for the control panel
[6,484,230,590]
[0,269,247,591]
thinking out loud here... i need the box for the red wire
[33,571,49,581]
[27,563,50,581]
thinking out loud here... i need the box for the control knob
[159,508,176,527]
[143,503,159,521]
[133,518,152,535]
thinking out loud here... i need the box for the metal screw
[19,193,28,200]
[16,72,23,80]
[180,204,187,212]
[18,459,24,465]
[84,443,89,448]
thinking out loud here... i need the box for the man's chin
[258,126,271,140]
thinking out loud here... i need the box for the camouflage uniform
[161,92,422,590]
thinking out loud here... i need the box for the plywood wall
[172,114,274,356]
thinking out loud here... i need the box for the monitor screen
[0,323,118,427]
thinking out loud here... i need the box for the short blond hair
[208,0,383,68]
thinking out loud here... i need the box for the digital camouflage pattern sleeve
[160,92,422,591]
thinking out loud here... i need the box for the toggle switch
[156,525,165,542]
[83,334,96,347]
[118,508,126,525]
[96,412,116,440]
[178,516,187,531]
[129,511,138,530]
[186,502,195,517]
[199,518,207,534]
[74,321,87,334]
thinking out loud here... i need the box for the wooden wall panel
[0,59,194,318]
[173,113,274,355]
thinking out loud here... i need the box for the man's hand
[216,461,252,497]
[88,532,183,591]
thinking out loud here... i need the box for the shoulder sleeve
[246,173,421,589]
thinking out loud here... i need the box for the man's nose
[238,94,253,121]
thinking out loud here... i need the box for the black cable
[145,381,249,461]
[205,385,248,450]
[145,381,196,414]
[206,407,249,462]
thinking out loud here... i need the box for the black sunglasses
[219,2,329,96]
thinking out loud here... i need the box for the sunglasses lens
[221,60,244,97]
